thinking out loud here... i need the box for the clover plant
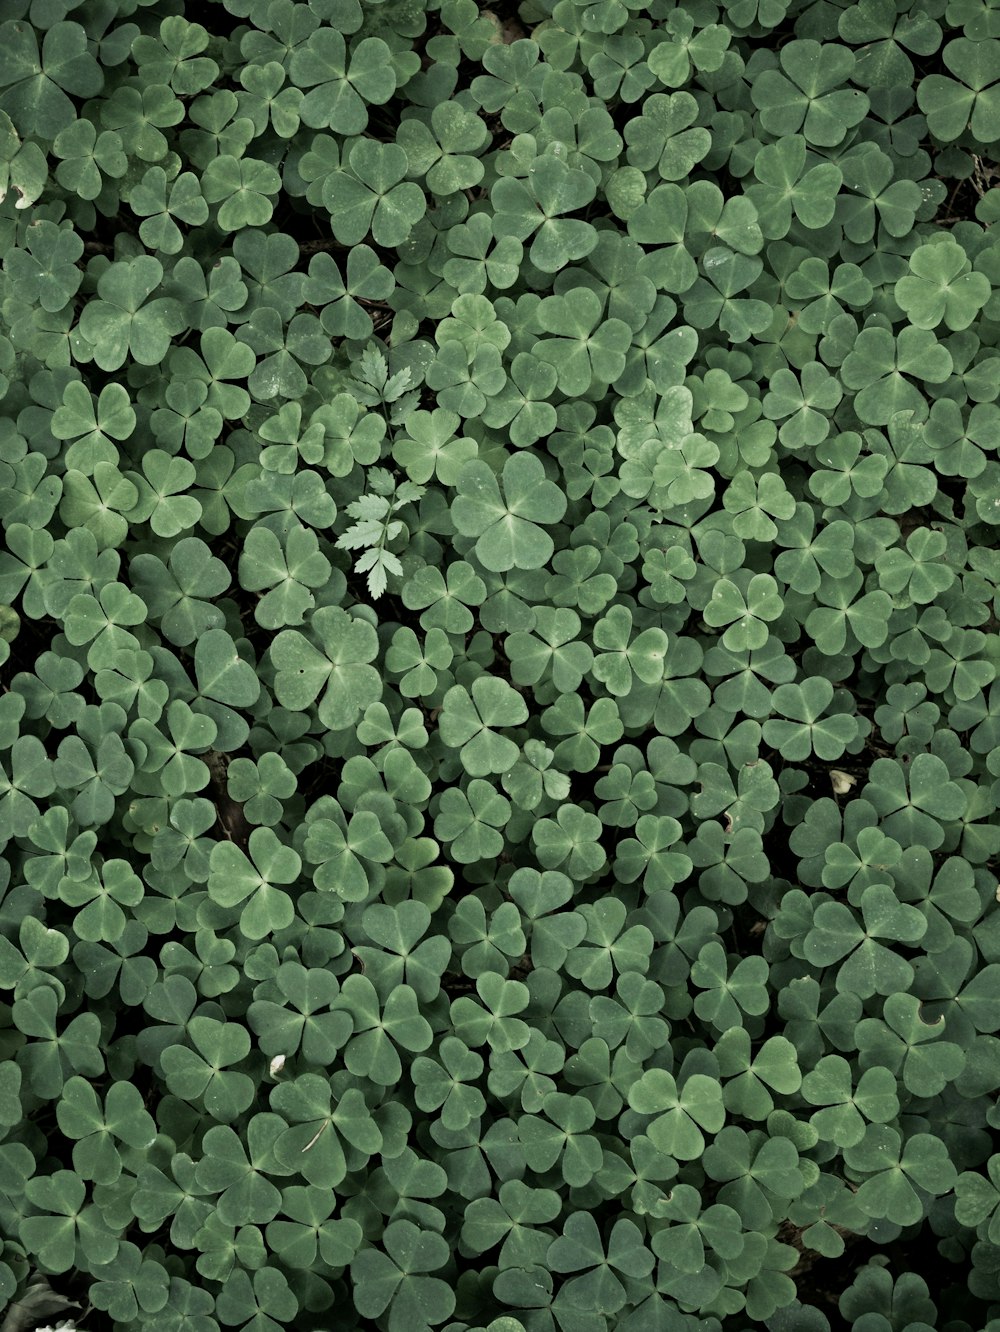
[1,1,1000,1331]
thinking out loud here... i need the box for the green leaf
[293,32,396,134]
[439,676,528,776]
[351,1221,454,1326]
[628,1068,725,1161]
[271,607,381,730]
[77,256,186,371]
[917,38,1000,141]
[895,239,992,331]
[751,39,869,146]
[452,453,567,572]
[492,156,599,273]
[0,21,103,138]
[863,754,967,849]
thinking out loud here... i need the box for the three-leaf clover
[452,453,567,572]
[208,827,302,940]
[751,40,869,146]
[272,607,382,731]
[803,883,927,998]
[351,1221,455,1330]
[439,676,528,776]
[77,256,186,371]
[492,156,599,273]
[894,239,992,331]
[628,1068,726,1161]
[159,1016,255,1122]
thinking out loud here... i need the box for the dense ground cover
[1,0,1000,1329]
